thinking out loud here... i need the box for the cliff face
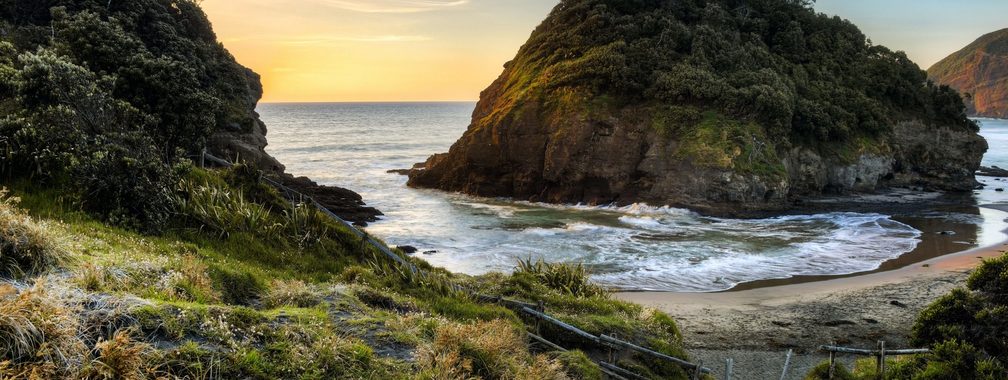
[928,28,1008,119]
[409,0,986,214]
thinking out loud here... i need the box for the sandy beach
[616,204,1008,379]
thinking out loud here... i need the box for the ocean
[258,102,1008,292]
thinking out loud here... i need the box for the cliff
[928,28,1008,119]
[409,0,987,214]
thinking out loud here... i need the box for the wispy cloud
[280,35,433,44]
[318,0,468,13]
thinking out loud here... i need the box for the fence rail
[820,341,929,379]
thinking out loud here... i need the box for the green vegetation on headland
[0,1,691,378]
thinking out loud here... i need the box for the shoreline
[614,204,1008,378]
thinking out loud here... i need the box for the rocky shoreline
[271,173,383,226]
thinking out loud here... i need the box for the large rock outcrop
[409,0,987,214]
[206,68,286,173]
[929,28,1008,119]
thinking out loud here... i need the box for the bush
[75,138,179,232]
[0,188,66,277]
[805,360,855,380]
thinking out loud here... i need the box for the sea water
[259,103,1007,292]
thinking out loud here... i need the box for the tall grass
[514,258,607,298]
[0,188,67,278]
[417,319,567,380]
[175,178,282,238]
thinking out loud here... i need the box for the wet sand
[616,204,1008,379]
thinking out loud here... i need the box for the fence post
[725,358,734,380]
[692,360,703,380]
[828,341,836,380]
[877,340,886,379]
[780,349,793,380]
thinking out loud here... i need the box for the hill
[408,0,987,215]
[0,1,692,378]
[928,28,1008,119]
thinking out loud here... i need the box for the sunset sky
[200,0,1008,103]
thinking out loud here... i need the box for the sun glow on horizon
[201,0,1008,103]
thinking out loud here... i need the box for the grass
[0,167,695,379]
[0,188,68,278]
[654,108,788,178]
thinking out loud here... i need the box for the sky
[200,0,1008,103]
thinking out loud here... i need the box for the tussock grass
[417,319,568,380]
[261,279,322,308]
[0,188,67,277]
[514,258,606,298]
[88,329,154,380]
[0,280,86,376]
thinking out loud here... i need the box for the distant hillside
[929,28,1008,119]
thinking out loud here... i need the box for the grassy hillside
[928,28,1008,119]
[0,166,692,379]
[0,1,693,378]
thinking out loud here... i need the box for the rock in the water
[422,250,438,255]
[272,174,383,226]
[397,245,418,254]
[408,1,987,215]
[937,231,957,236]
[978,166,1008,177]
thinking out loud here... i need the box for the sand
[616,204,1008,379]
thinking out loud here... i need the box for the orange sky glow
[200,0,1008,103]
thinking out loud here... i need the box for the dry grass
[261,279,322,309]
[0,280,87,376]
[0,188,67,278]
[417,319,568,380]
[87,329,154,380]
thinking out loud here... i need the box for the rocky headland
[929,28,1008,119]
[408,1,988,215]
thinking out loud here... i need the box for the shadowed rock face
[929,28,1008,119]
[206,69,286,173]
[408,0,987,215]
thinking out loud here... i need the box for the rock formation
[929,28,1008,119]
[409,0,987,215]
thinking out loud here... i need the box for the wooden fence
[819,341,929,379]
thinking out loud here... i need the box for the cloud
[318,0,468,13]
[278,35,433,44]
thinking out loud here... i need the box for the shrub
[805,360,855,380]
[967,254,1008,303]
[0,188,67,277]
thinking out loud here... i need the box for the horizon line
[259,100,479,104]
